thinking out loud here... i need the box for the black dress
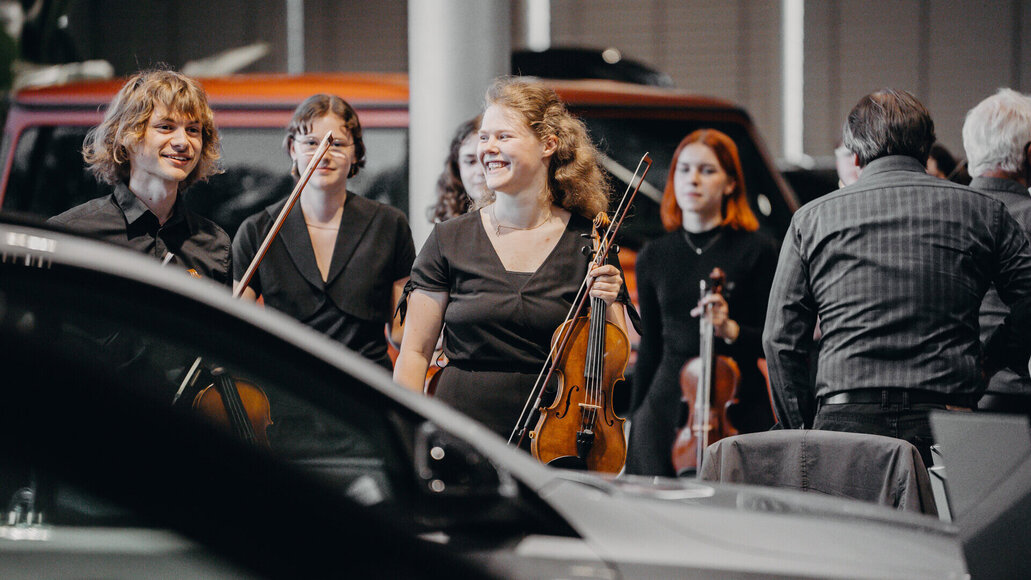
[410,210,631,438]
[626,226,778,477]
[234,192,415,370]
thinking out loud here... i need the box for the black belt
[820,389,952,406]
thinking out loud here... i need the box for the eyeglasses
[294,136,354,155]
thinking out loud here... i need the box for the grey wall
[65,0,1029,162]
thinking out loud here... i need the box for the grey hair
[962,88,1031,178]
[842,89,935,167]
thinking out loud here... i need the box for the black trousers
[813,400,945,469]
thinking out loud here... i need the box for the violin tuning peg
[579,233,592,239]
[610,244,620,254]
[581,245,593,257]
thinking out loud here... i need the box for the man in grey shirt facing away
[763,88,1031,466]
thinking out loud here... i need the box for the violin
[193,368,272,447]
[177,132,336,447]
[529,213,630,473]
[671,267,742,476]
[511,153,652,473]
[424,349,447,396]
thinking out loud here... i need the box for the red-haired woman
[626,129,778,477]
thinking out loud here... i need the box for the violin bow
[508,152,652,447]
[172,132,335,404]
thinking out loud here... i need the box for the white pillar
[525,0,550,52]
[781,0,805,164]
[285,0,305,74]
[407,0,510,248]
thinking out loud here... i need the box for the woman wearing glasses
[233,94,415,370]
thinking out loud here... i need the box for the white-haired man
[964,88,1031,415]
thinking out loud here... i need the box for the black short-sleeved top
[48,182,232,286]
[411,210,628,370]
[234,192,415,368]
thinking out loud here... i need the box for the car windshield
[0,242,408,529]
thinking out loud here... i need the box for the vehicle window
[3,125,409,237]
[0,257,409,520]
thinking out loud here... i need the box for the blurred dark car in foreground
[0,217,967,578]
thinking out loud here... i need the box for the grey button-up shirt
[763,156,1031,428]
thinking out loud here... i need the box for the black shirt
[233,192,415,368]
[411,210,631,370]
[48,181,232,286]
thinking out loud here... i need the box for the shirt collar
[857,155,928,179]
[969,175,1031,198]
[113,181,186,229]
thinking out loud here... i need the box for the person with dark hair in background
[233,94,415,370]
[394,76,635,439]
[626,129,777,477]
[963,88,1031,416]
[49,68,231,285]
[428,115,489,222]
[763,88,1031,467]
[926,142,957,179]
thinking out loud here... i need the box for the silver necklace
[682,229,722,255]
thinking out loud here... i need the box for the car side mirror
[414,422,517,499]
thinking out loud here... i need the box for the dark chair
[699,429,938,515]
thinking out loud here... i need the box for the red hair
[659,129,758,232]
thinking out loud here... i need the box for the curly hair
[483,76,610,219]
[428,115,481,222]
[659,129,758,232]
[283,94,366,179]
[82,68,221,190]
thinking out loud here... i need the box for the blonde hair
[483,76,610,218]
[83,68,221,189]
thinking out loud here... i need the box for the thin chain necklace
[491,204,552,236]
[682,228,722,255]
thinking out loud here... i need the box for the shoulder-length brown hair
[82,68,222,190]
[283,93,366,178]
[659,129,758,232]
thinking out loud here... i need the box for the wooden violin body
[193,371,272,448]
[672,355,741,475]
[530,313,629,473]
[424,350,447,396]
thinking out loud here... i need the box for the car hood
[530,471,966,579]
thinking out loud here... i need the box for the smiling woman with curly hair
[395,76,638,447]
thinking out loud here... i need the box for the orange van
[0,72,797,249]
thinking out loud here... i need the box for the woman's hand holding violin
[690,293,740,343]
[588,264,623,306]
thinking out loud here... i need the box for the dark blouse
[631,227,779,413]
[233,192,415,368]
[626,225,778,476]
[48,181,232,286]
[410,210,629,371]
[409,209,634,437]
